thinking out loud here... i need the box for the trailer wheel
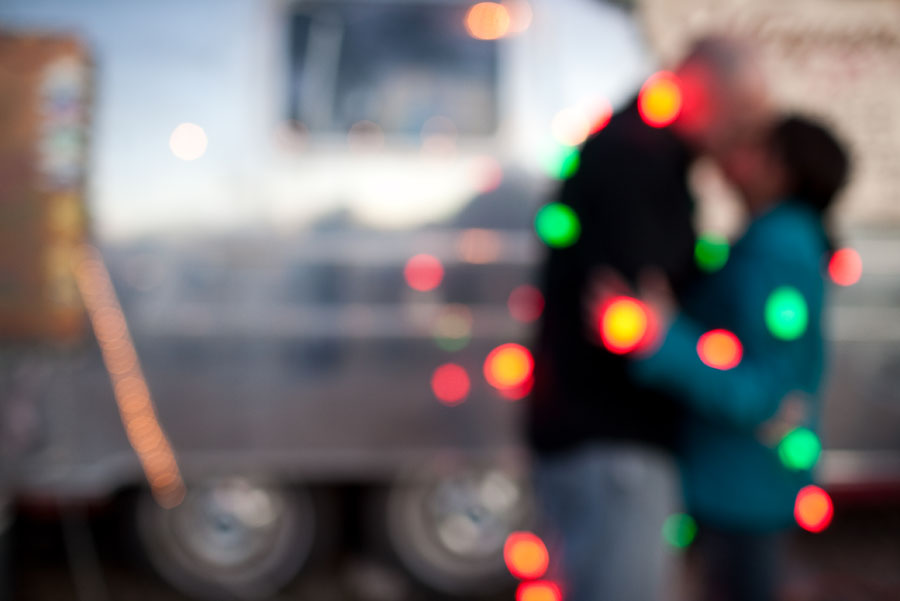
[135,478,315,601]
[380,460,534,597]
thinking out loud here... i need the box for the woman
[598,115,850,601]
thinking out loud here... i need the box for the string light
[465,2,511,40]
[694,233,730,272]
[778,427,821,471]
[540,145,580,180]
[504,531,549,580]
[765,286,808,341]
[828,248,862,286]
[431,363,470,405]
[662,513,698,549]
[534,203,580,248]
[72,244,185,508]
[516,580,562,601]
[638,72,682,127]
[404,254,444,291]
[697,329,742,370]
[794,485,833,533]
[484,343,533,392]
[597,296,653,355]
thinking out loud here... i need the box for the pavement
[8,499,900,601]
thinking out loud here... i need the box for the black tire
[134,477,316,601]
[375,457,534,597]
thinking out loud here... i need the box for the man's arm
[569,135,681,282]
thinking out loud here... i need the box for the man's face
[714,64,772,155]
[675,61,773,157]
[716,135,787,215]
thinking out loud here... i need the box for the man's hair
[771,115,851,214]
[679,35,757,81]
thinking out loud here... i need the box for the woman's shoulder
[737,201,827,268]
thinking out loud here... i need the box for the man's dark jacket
[528,99,698,454]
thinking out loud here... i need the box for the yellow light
[600,297,649,354]
[638,72,682,128]
[484,343,534,391]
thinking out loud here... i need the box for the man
[528,37,771,601]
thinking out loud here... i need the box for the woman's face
[717,138,787,215]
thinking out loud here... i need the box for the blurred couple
[528,36,850,601]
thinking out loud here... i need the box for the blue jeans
[533,443,679,601]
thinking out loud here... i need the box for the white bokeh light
[169,122,207,161]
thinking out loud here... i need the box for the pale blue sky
[1,0,650,239]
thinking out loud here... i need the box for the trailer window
[287,2,498,136]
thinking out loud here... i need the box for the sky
[0,0,651,240]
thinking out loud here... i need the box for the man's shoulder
[581,105,685,166]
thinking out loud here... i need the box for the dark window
[288,2,498,135]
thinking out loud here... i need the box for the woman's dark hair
[771,115,851,214]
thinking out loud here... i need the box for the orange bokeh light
[465,2,511,40]
[598,296,651,354]
[516,580,562,601]
[638,71,682,128]
[404,254,444,291]
[696,329,742,370]
[431,363,471,405]
[484,343,534,391]
[828,248,862,287]
[508,284,544,323]
[794,485,834,533]
[504,531,549,580]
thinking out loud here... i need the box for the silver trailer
[2,1,899,599]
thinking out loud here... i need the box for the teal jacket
[633,201,829,531]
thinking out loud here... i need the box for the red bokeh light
[431,363,470,405]
[589,100,613,135]
[794,485,834,533]
[638,71,682,128]
[597,296,653,355]
[497,375,534,401]
[504,531,550,580]
[828,248,862,287]
[516,580,562,601]
[508,285,545,323]
[404,254,444,291]
[484,343,534,392]
[696,329,742,370]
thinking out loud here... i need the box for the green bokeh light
[433,309,472,352]
[694,233,730,272]
[535,203,581,248]
[765,286,808,340]
[541,145,580,180]
[662,513,698,549]
[435,332,470,352]
[778,427,821,471]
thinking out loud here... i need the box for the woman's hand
[757,392,810,447]
[583,267,676,356]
